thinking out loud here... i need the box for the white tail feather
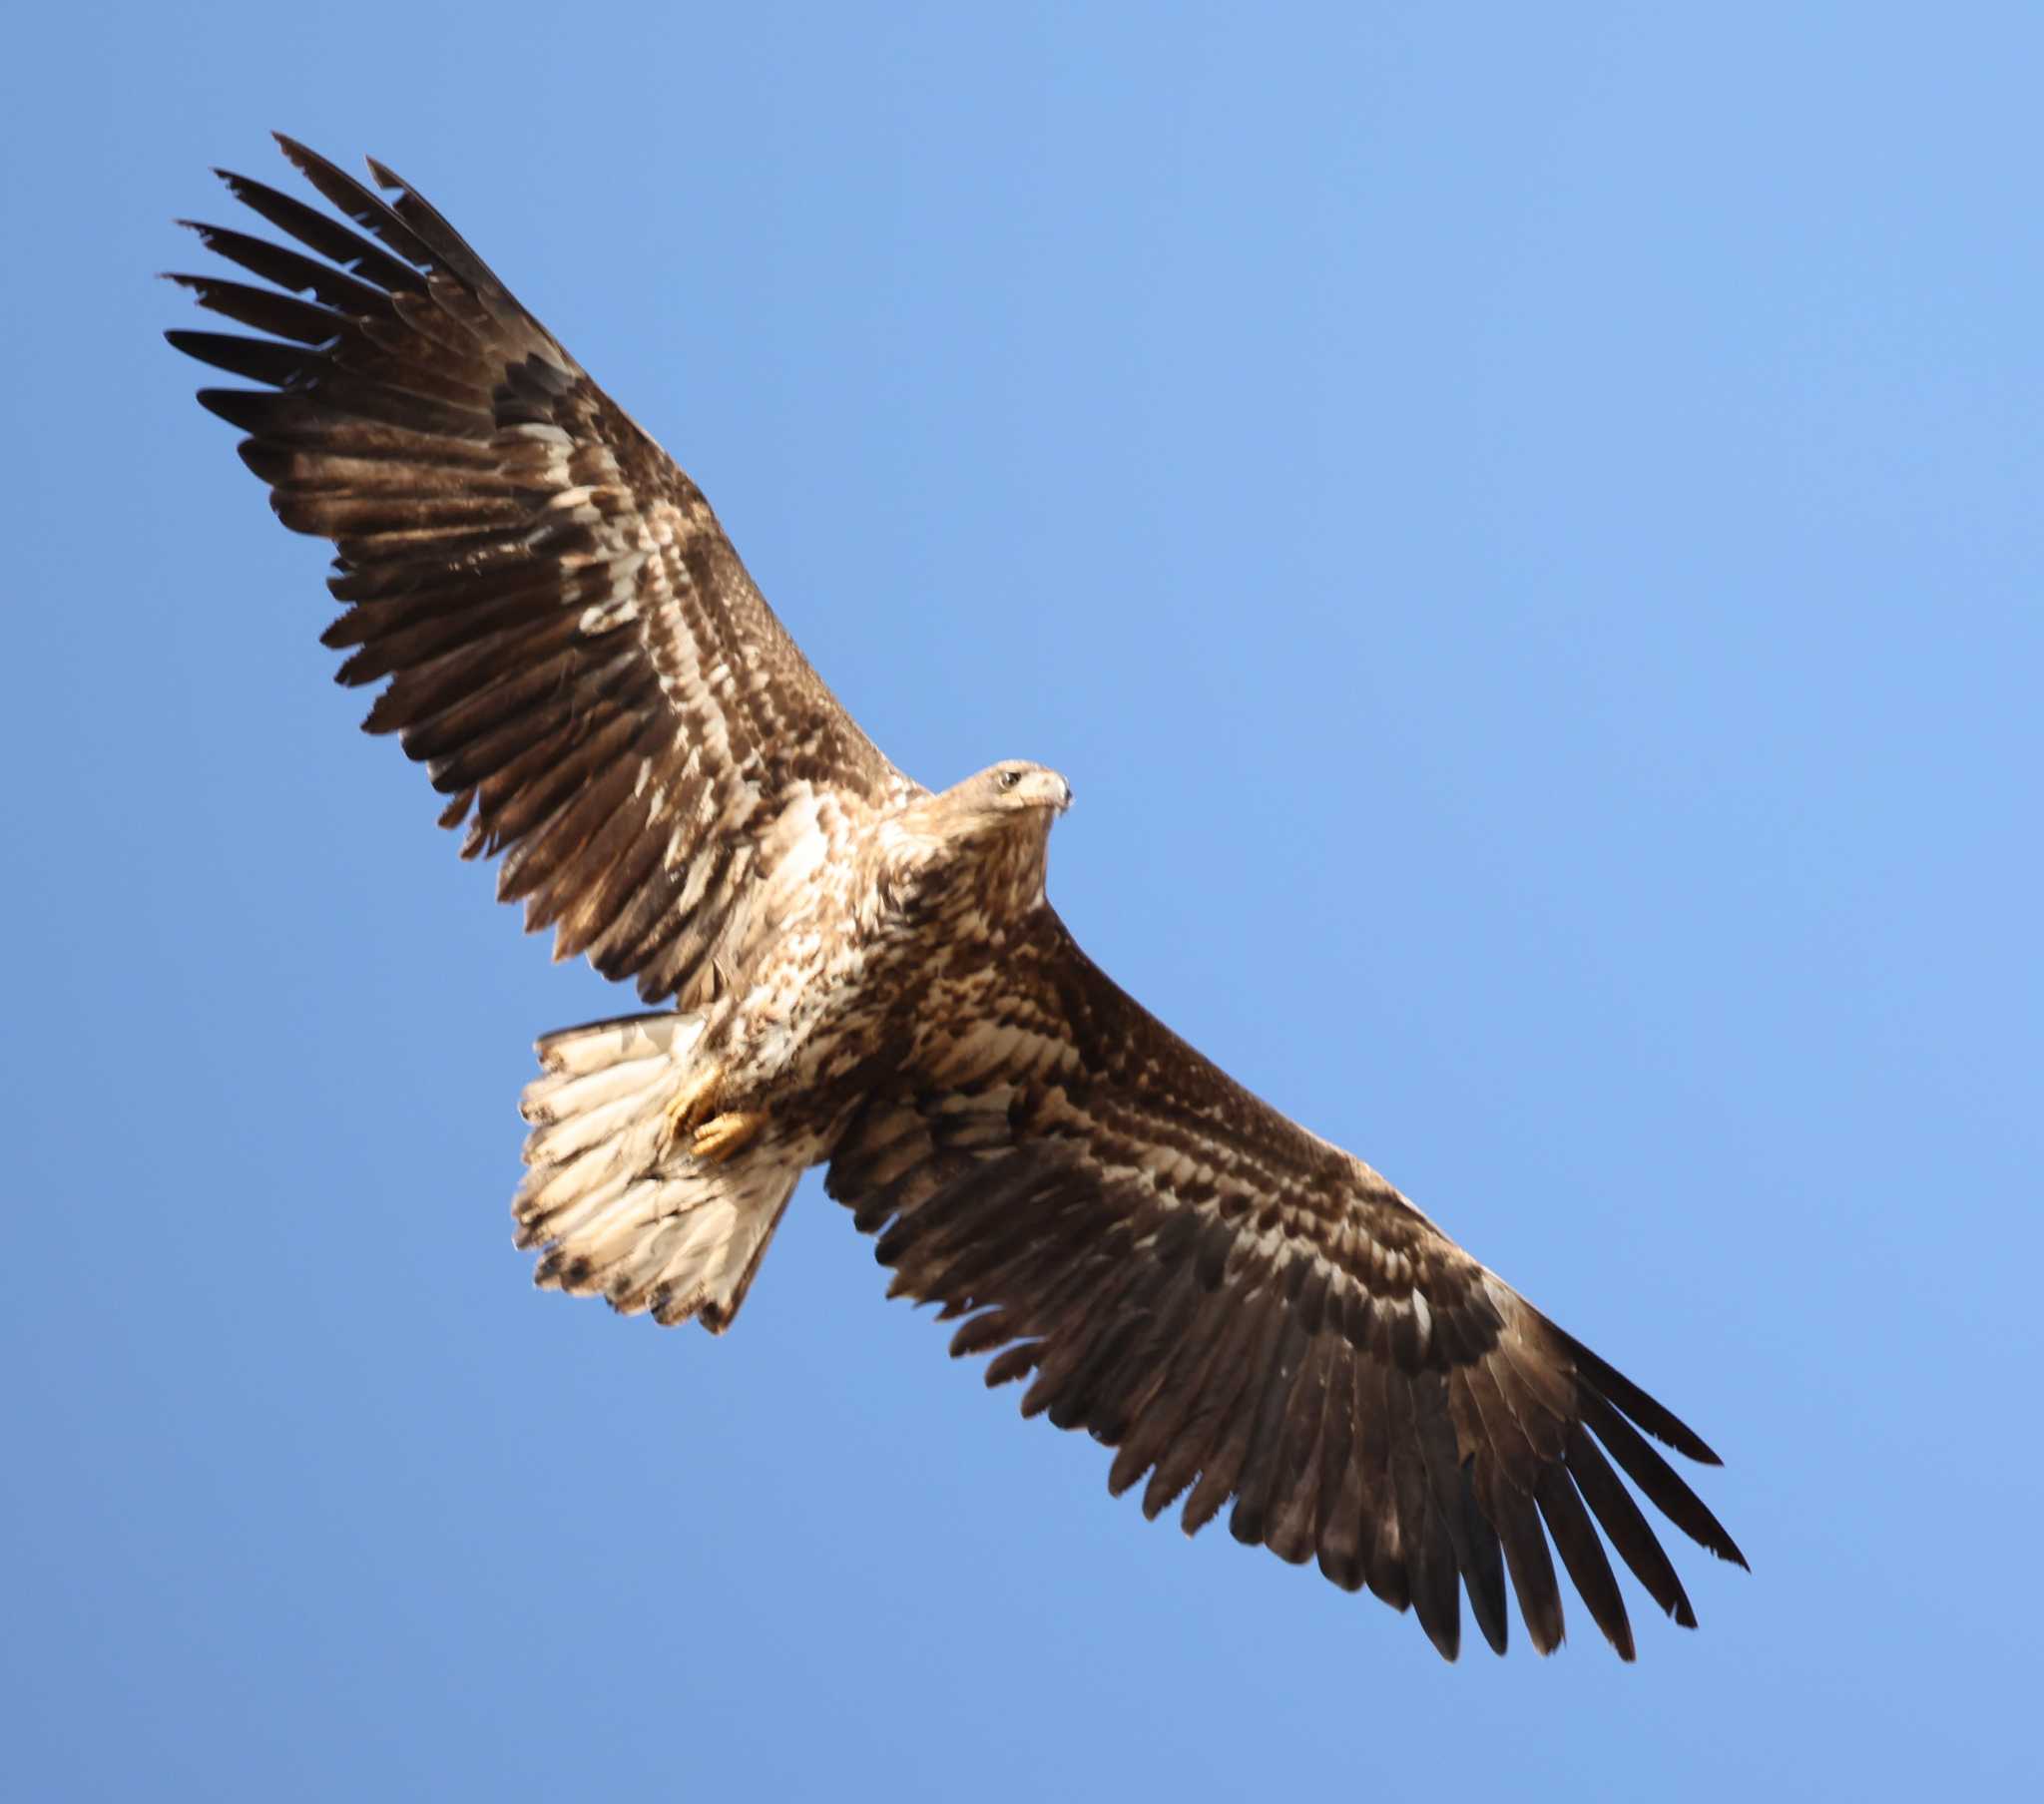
[514,1012,804,1333]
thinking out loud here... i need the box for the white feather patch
[513,1010,804,1333]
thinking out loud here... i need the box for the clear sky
[5,3,2039,1797]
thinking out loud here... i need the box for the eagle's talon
[693,1110,766,1164]
[661,1064,726,1153]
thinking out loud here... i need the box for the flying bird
[168,136,1746,1662]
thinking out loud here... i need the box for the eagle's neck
[873,804,1053,939]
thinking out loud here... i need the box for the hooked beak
[1019,771,1073,814]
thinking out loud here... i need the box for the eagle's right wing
[169,137,917,1009]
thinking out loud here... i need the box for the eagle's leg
[693,1110,767,1165]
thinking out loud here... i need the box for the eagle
[169,136,1746,1662]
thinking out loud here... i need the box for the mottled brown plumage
[170,138,1746,1661]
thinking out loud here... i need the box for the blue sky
[5,2,2039,1796]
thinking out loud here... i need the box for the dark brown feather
[1102,1265,1238,1497]
[1534,1464,1634,1659]
[1388,1373,1462,1657]
[1257,1324,1332,1565]
[1565,1419,1698,1627]
[1139,1282,1272,1523]
[1482,1461,1565,1653]
[1560,1325,1726,1464]
[1179,1280,1291,1535]
[271,136,441,274]
[1224,1272,1315,1548]
[176,220,389,315]
[1415,1372,1510,1655]
[1577,1389,1749,1568]
[166,273,343,344]
[211,167,421,291]
[165,328,323,387]
[1354,1358,1409,1611]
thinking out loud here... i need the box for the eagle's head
[966,760,1073,819]
[902,759,1071,841]
[888,761,1072,918]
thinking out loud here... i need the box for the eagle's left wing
[825,916,1746,1661]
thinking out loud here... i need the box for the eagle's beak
[1018,770,1073,814]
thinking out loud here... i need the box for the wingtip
[193,386,267,429]
[1556,1323,1727,1465]
[1647,1415,1721,1468]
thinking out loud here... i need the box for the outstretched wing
[169,138,916,1008]
[825,917,1746,1661]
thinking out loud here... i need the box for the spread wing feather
[169,137,914,1007]
[825,918,1747,1660]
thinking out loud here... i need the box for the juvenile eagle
[169,137,1745,1662]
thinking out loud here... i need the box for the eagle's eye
[998,769,1022,791]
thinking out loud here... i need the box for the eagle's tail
[512,1012,803,1334]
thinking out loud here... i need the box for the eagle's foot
[692,1110,766,1165]
[661,1064,726,1154]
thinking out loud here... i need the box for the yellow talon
[693,1110,766,1164]
[662,1065,726,1153]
